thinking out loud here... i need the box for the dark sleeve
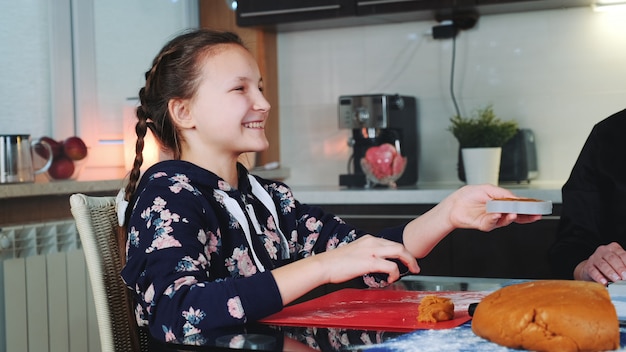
[291,200,406,253]
[549,110,626,279]
[262,178,408,257]
[122,175,283,344]
[291,198,408,286]
[264,178,410,285]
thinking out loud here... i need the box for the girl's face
[183,43,271,162]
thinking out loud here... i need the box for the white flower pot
[461,147,502,185]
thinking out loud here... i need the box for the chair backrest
[69,193,149,352]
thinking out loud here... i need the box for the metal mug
[0,134,53,183]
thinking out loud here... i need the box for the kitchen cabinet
[235,0,593,30]
[235,0,458,28]
[355,0,471,16]
[236,0,356,27]
[318,203,562,279]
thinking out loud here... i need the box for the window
[0,0,198,179]
[0,1,65,138]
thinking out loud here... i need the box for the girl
[121,28,540,346]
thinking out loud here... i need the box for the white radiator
[0,220,101,352]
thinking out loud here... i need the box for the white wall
[277,7,626,187]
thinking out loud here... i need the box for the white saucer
[486,199,552,215]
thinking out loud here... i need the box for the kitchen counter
[0,178,126,199]
[0,167,291,226]
[1,174,562,227]
[292,181,563,205]
[1,178,563,204]
[0,167,292,200]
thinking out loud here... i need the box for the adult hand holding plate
[486,197,552,215]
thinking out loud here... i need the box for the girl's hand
[402,184,542,259]
[273,235,419,305]
[446,184,542,232]
[317,235,420,285]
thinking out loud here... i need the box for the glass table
[146,276,515,352]
[148,275,626,351]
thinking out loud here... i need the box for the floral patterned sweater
[121,160,407,345]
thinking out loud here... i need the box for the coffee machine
[338,94,418,188]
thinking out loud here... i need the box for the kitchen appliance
[338,94,418,188]
[458,128,538,184]
[499,128,538,183]
[0,134,53,183]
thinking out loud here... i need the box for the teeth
[244,122,264,129]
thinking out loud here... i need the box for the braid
[123,99,149,203]
[144,47,175,92]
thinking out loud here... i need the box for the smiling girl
[121,28,540,346]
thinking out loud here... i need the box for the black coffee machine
[338,94,418,188]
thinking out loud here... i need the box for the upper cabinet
[236,0,356,27]
[235,0,593,31]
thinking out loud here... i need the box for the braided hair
[123,28,245,208]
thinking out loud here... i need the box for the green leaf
[447,105,518,148]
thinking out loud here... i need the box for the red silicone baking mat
[259,288,489,332]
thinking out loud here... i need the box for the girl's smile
[243,121,265,129]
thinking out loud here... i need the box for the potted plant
[448,105,518,185]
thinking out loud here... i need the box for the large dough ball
[472,280,619,352]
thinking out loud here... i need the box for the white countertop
[0,168,292,199]
[2,174,563,205]
[0,178,126,199]
[291,181,563,205]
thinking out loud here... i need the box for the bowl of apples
[35,136,88,181]
[360,143,407,189]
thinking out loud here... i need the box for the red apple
[63,136,88,160]
[48,157,75,180]
[35,136,63,160]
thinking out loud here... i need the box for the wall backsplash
[277,7,626,187]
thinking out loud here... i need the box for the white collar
[214,175,290,272]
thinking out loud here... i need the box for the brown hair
[123,29,245,207]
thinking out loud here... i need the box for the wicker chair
[69,193,149,352]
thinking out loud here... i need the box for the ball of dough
[472,280,619,352]
[418,295,454,323]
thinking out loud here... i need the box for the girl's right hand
[272,235,419,305]
[317,235,420,285]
